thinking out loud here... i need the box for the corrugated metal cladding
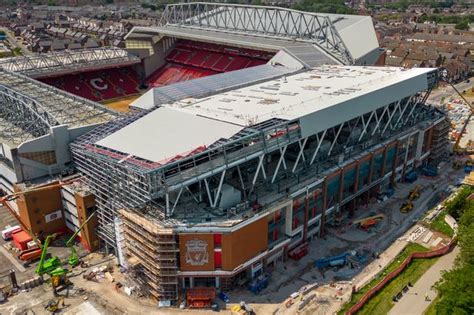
[133,64,293,110]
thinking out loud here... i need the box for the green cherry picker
[66,210,97,267]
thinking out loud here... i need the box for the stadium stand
[40,67,141,102]
[146,39,273,88]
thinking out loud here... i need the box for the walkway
[388,246,459,315]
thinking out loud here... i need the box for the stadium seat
[146,40,274,88]
[40,67,140,102]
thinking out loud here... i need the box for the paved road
[0,26,31,56]
[388,246,460,315]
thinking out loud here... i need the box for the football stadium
[0,2,449,304]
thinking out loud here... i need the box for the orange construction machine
[186,287,216,309]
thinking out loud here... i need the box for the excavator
[407,186,421,201]
[66,210,97,267]
[400,201,414,213]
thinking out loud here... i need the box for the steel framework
[160,2,353,65]
[0,48,140,78]
[0,69,119,146]
[71,78,440,250]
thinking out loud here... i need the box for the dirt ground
[101,95,140,113]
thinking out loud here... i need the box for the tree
[455,20,469,31]
[433,186,474,314]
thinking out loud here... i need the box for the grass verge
[423,296,439,315]
[358,256,439,315]
[338,243,431,315]
[429,212,454,238]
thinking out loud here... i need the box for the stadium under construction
[0,2,449,304]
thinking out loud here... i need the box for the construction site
[0,2,467,315]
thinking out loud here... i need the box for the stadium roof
[97,107,243,164]
[142,2,381,65]
[131,62,299,111]
[0,69,119,146]
[97,66,435,164]
[0,48,140,78]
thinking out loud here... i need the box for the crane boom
[35,234,56,275]
[66,210,97,267]
[447,83,473,152]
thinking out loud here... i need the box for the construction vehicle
[66,210,97,267]
[408,186,421,201]
[400,201,414,213]
[43,297,65,313]
[186,287,216,309]
[421,165,438,177]
[231,301,255,315]
[315,253,349,269]
[288,242,309,260]
[465,160,473,173]
[404,170,418,183]
[18,247,43,267]
[352,214,384,227]
[35,234,66,277]
[360,219,379,231]
[248,273,271,294]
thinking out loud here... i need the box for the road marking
[0,245,26,272]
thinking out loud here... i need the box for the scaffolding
[430,117,450,164]
[120,210,178,301]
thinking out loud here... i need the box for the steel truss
[0,48,140,78]
[0,69,119,146]
[160,2,353,64]
[72,86,442,253]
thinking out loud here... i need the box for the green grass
[338,243,430,315]
[358,256,439,315]
[430,212,454,238]
[423,296,439,315]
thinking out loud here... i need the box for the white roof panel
[98,66,435,162]
[164,66,434,128]
[97,107,243,163]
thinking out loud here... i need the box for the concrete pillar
[320,179,328,238]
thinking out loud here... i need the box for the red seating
[201,52,223,69]
[146,63,218,88]
[211,55,233,72]
[146,40,275,88]
[225,56,250,72]
[188,51,209,67]
[39,67,141,102]
[173,49,192,64]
